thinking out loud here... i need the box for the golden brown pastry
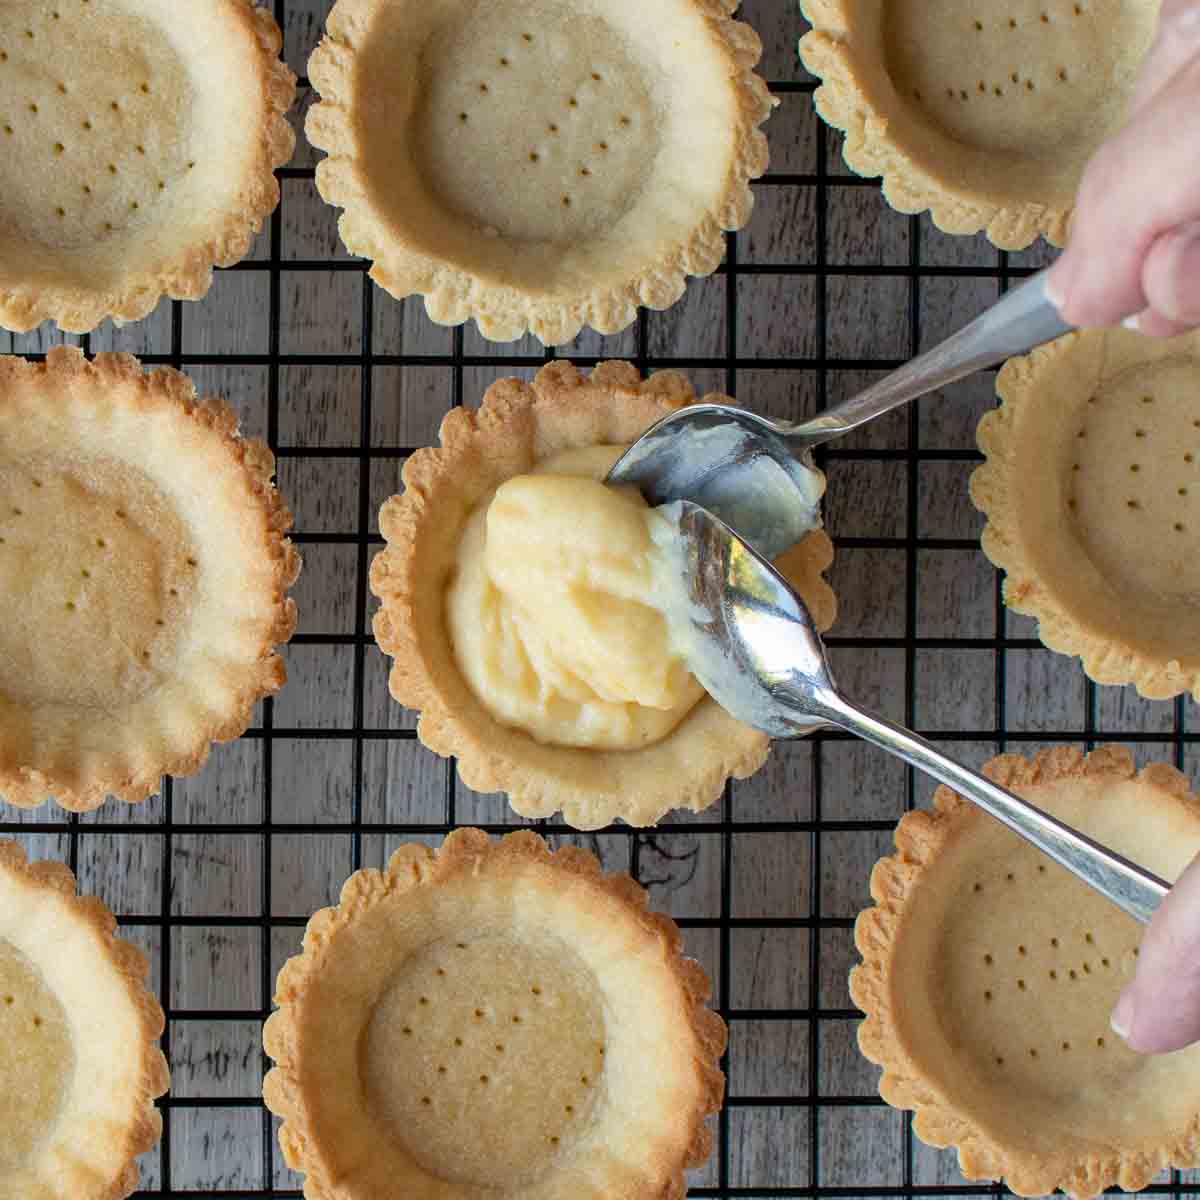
[972,328,1200,699]
[0,347,300,810]
[0,0,295,332]
[0,840,169,1200]
[854,746,1200,1198]
[799,0,1158,248]
[305,0,775,342]
[264,829,725,1200]
[369,360,836,828]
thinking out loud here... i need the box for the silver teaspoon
[613,269,1071,560]
[660,499,1168,925]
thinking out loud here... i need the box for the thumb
[1112,849,1200,1053]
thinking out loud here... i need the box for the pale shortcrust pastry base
[0,0,295,333]
[853,746,1200,1199]
[799,0,1158,248]
[0,347,300,811]
[264,829,726,1200]
[0,840,168,1200]
[971,328,1200,700]
[306,0,775,343]
[369,360,837,829]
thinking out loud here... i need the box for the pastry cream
[446,446,705,750]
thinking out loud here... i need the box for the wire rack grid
[2,0,1198,1196]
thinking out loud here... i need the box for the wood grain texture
[0,0,1172,1196]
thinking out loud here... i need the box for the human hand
[1111,850,1200,1052]
[1048,0,1200,336]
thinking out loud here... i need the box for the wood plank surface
[1,1,1191,1197]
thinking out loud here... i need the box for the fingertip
[1120,1014,1200,1055]
[1114,852,1200,1055]
[1142,222,1200,329]
[1130,308,1195,339]
[1047,247,1145,329]
[1111,987,1193,1055]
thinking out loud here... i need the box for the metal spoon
[611,269,1071,560]
[664,499,1169,924]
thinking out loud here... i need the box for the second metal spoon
[663,499,1169,925]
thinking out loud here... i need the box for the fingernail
[1122,312,1142,331]
[1044,267,1068,315]
[1111,986,1136,1040]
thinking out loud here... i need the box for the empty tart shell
[0,347,300,811]
[971,328,1200,700]
[798,0,1158,248]
[305,0,775,343]
[853,745,1200,1199]
[368,360,836,829]
[0,0,295,333]
[0,839,169,1200]
[264,828,726,1200]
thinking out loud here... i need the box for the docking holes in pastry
[410,2,658,243]
[1067,376,1200,555]
[881,0,1141,161]
[0,5,201,247]
[961,877,1134,1077]
[0,78,176,233]
[363,936,607,1185]
[0,462,197,709]
[473,77,634,218]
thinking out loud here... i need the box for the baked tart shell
[263,828,726,1200]
[971,328,1200,700]
[853,745,1200,1198]
[0,0,295,333]
[0,839,169,1200]
[0,347,300,810]
[306,0,775,343]
[799,0,1157,249]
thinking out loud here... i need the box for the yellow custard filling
[446,446,704,750]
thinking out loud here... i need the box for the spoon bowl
[616,406,824,560]
[668,498,832,737]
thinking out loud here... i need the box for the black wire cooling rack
[2,1,1197,1196]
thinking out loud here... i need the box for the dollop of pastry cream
[447,447,705,749]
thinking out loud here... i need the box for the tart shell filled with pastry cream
[369,360,836,829]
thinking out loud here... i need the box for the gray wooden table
[3,2,1197,1196]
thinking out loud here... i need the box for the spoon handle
[794,268,1073,449]
[815,693,1168,924]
